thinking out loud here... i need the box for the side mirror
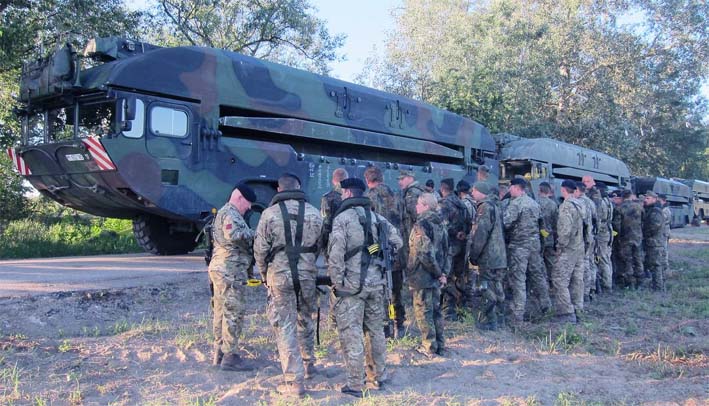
[117,97,137,122]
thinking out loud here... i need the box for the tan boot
[277,382,305,397]
[220,353,254,371]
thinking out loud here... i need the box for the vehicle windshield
[24,100,116,145]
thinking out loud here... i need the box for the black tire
[132,214,199,255]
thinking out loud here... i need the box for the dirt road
[0,228,707,405]
[0,253,204,298]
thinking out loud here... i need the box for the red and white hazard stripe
[82,137,116,171]
[6,147,32,175]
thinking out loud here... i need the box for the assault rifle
[378,220,397,335]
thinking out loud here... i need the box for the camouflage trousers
[611,240,622,286]
[478,268,506,325]
[391,267,406,326]
[663,236,670,273]
[209,271,246,354]
[618,241,644,288]
[596,237,613,292]
[505,243,549,321]
[583,244,597,297]
[542,245,557,288]
[551,246,585,316]
[644,244,666,291]
[334,287,387,390]
[442,247,472,317]
[412,287,444,353]
[267,278,316,384]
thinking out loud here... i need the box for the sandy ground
[0,227,707,405]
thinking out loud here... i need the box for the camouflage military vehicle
[632,177,693,228]
[7,37,497,255]
[495,133,631,201]
[679,179,709,225]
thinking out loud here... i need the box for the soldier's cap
[657,193,667,200]
[280,172,301,185]
[596,181,607,190]
[441,178,454,190]
[340,177,367,191]
[234,182,257,203]
[398,169,415,179]
[510,178,527,187]
[456,179,471,193]
[645,191,658,198]
[621,189,633,199]
[561,180,577,190]
[478,164,490,173]
[609,190,622,198]
[473,181,493,195]
[426,179,435,188]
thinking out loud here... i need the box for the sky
[309,0,400,82]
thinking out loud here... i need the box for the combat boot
[220,353,254,372]
[277,382,305,397]
[340,385,363,398]
[477,302,498,331]
[552,313,577,324]
[393,322,405,339]
[212,347,224,367]
[304,362,317,380]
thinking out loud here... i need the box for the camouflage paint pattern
[551,197,586,316]
[643,203,666,291]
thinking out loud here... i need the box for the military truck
[8,37,498,255]
[677,179,709,225]
[495,133,631,201]
[631,177,693,228]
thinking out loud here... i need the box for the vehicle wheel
[132,214,199,255]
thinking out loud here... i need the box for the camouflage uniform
[617,200,645,288]
[643,203,666,291]
[537,196,558,287]
[407,209,449,354]
[468,196,507,329]
[395,181,425,327]
[578,193,598,298]
[662,205,671,273]
[461,194,476,220]
[320,188,343,246]
[502,194,550,322]
[254,190,323,385]
[208,203,255,355]
[438,193,472,319]
[551,197,586,317]
[611,202,623,286]
[595,195,614,292]
[327,197,403,391]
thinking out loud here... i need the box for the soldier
[208,183,257,371]
[642,191,667,291]
[469,182,507,330]
[594,182,615,293]
[321,168,349,236]
[457,180,476,220]
[658,194,671,274]
[254,173,323,397]
[396,169,425,337]
[408,192,449,357]
[610,190,624,285]
[502,178,551,325]
[425,179,441,200]
[457,179,478,309]
[439,178,472,320]
[574,181,597,303]
[617,190,645,289]
[364,166,402,337]
[477,164,490,183]
[327,177,403,397]
[537,182,558,285]
[551,180,585,324]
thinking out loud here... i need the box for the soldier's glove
[540,229,550,238]
[612,230,618,237]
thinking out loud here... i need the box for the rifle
[314,273,332,346]
[378,219,397,334]
[196,208,218,266]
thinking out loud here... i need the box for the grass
[0,363,21,401]
[386,334,420,352]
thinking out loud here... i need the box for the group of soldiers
[205,166,671,398]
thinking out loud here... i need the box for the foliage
[0,197,140,258]
[150,0,345,74]
[360,0,709,179]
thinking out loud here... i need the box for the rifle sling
[278,200,307,310]
[334,208,375,298]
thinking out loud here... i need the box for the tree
[361,0,709,179]
[151,0,345,74]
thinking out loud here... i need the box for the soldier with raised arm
[327,178,402,397]
[254,173,323,397]
[208,183,257,371]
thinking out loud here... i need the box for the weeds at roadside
[67,377,82,406]
[58,339,72,353]
[624,343,708,379]
[0,362,21,400]
[535,325,585,354]
[387,334,420,352]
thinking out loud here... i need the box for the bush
[0,216,141,259]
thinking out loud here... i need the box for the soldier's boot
[212,347,224,367]
[552,313,577,324]
[220,353,254,372]
[384,324,392,338]
[340,385,364,398]
[277,382,305,398]
[304,362,317,380]
[477,302,498,331]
